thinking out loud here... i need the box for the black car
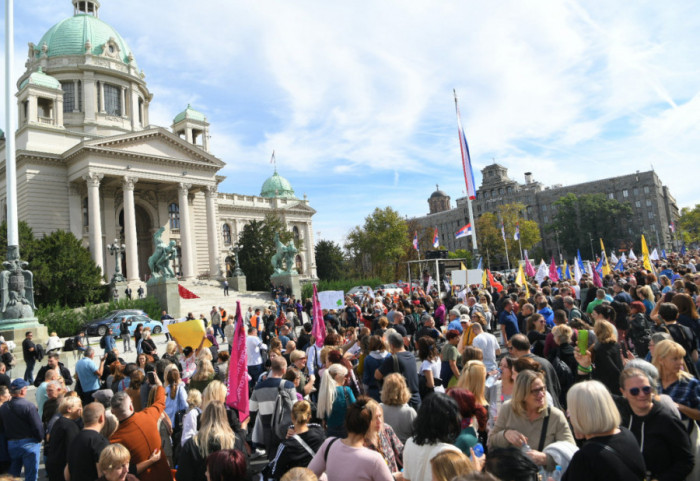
[84,309,146,337]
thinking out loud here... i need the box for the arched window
[83,198,89,226]
[168,203,180,229]
[292,226,300,243]
[222,224,232,245]
[295,255,304,275]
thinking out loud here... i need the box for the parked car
[347,286,372,297]
[107,314,163,336]
[374,283,403,296]
[396,281,421,294]
[84,309,146,337]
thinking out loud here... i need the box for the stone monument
[228,244,246,292]
[270,233,300,299]
[107,238,128,299]
[146,227,181,318]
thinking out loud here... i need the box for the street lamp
[107,238,126,284]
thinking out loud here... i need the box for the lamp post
[230,244,244,277]
[107,238,126,284]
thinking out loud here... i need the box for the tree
[679,204,700,246]
[31,230,103,307]
[237,220,275,291]
[447,249,473,267]
[315,240,345,281]
[549,193,633,256]
[475,204,541,268]
[0,221,38,264]
[345,207,409,279]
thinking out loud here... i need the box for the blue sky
[3,0,700,245]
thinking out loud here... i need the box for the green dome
[173,104,206,124]
[261,171,296,199]
[19,67,61,90]
[34,13,134,64]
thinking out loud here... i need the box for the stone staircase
[176,279,274,318]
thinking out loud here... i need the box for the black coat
[34,363,73,387]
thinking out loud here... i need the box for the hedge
[36,296,162,337]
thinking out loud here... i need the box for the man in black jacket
[0,379,44,481]
[33,352,73,388]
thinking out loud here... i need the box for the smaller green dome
[19,67,62,90]
[173,104,206,124]
[261,170,296,199]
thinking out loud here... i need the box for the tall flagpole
[501,222,511,271]
[5,0,18,248]
[453,90,478,259]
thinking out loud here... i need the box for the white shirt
[246,335,265,366]
[403,438,460,481]
[420,358,444,393]
[472,332,500,371]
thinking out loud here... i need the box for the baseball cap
[10,379,29,391]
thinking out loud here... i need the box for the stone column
[120,86,127,117]
[305,221,317,278]
[123,177,139,282]
[73,80,79,112]
[178,183,194,279]
[84,172,104,275]
[98,81,105,113]
[204,185,220,277]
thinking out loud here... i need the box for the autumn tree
[678,204,700,246]
[476,203,541,268]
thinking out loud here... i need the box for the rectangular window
[635,201,641,208]
[608,193,614,199]
[633,188,638,196]
[648,211,654,219]
[623,190,629,197]
[651,224,656,231]
[644,186,650,194]
[646,199,652,207]
[61,82,75,112]
[104,84,121,116]
[542,204,547,211]
[543,215,549,223]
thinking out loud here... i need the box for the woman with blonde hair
[96,443,138,481]
[488,370,574,472]
[456,360,487,407]
[430,450,476,481]
[564,381,646,480]
[176,401,246,481]
[189,358,216,393]
[317,363,354,437]
[200,380,248,437]
[363,398,404,472]
[379,373,416,443]
[654,339,700,421]
[180,388,202,447]
[139,328,158,359]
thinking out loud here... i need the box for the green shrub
[37,297,162,337]
[301,277,386,300]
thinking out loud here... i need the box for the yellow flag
[481,268,487,286]
[600,238,611,276]
[515,263,530,297]
[168,319,212,349]
[641,235,653,271]
[460,262,467,271]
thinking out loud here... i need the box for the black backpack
[63,337,75,352]
[99,335,106,349]
[34,344,45,361]
[271,382,296,440]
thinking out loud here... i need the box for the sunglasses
[530,386,546,396]
[628,386,652,396]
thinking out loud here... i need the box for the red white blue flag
[432,228,440,248]
[455,93,477,200]
[455,224,472,239]
[413,231,419,251]
[514,224,520,241]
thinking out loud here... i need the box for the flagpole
[518,237,523,262]
[454,89,479,264]
[503,234,511,271]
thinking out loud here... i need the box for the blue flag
[614,258,624,272]
[477,258,483,270]
[681,244,687,256]
[557,266,563,279]
[577,250,585,271]
[595,257,603,277]
[662,249,667,260]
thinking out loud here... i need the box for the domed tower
[261,169,297,199]
[17,0,152,139]
[428,184,450,214]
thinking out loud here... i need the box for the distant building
[412,164,679,257]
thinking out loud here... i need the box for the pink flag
[312,284,326,347]
[592,266,603,288]
[549,256,559,282]
[525,258,536,277]
[226,301,249,422]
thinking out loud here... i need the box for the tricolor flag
[455,223,472,239]
[413,231,419,251]
[432,228,440,248]
[454,91,477,199]
[669,222,676,233]
[226,301,249,421]
[514,224,520,241]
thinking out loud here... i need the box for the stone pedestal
[271,273,301,299]
[229,275,247,292]
[147,277,180,318]
[110,281,128,301]
[0,319,49,344]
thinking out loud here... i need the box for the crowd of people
[0,252,698,481]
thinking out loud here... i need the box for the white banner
[318,290,345,310]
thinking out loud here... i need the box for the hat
[93,389,114,405]
[460,314,469,324]
[10,379,29,391]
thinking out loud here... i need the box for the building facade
[0,0,317,284]
[413,164,680,257]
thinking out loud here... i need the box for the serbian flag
[311,284,326,347]
[413,231,419,251]
[487,269,503,292]
[455,223,472,239]
[669,222,676,233]
[514,224,520,241]
[432,228,440,248]
[226,301,249,422]
[549,256,560,282]
[525,258,536,277]
[454,91,477,199]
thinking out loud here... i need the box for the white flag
[586,261,594,278]
[610,252,619,265]
[535,260,548,286]
[621,253,627,263]
[574,259,582,283]
[629,249,637,260]
[650,248,659,261]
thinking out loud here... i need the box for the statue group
[148,227,178,280]
[271,233,298,276]
[0,246,36,320]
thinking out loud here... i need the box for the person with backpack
[654,302,699,378]
[265,400,325,480]
[249,356,297,460]
[99,328,116,355]
[627,301,652,358]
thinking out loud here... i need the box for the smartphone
[147,371,157,384]
[577,329,588,355]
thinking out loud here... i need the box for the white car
[375,283,403,296]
